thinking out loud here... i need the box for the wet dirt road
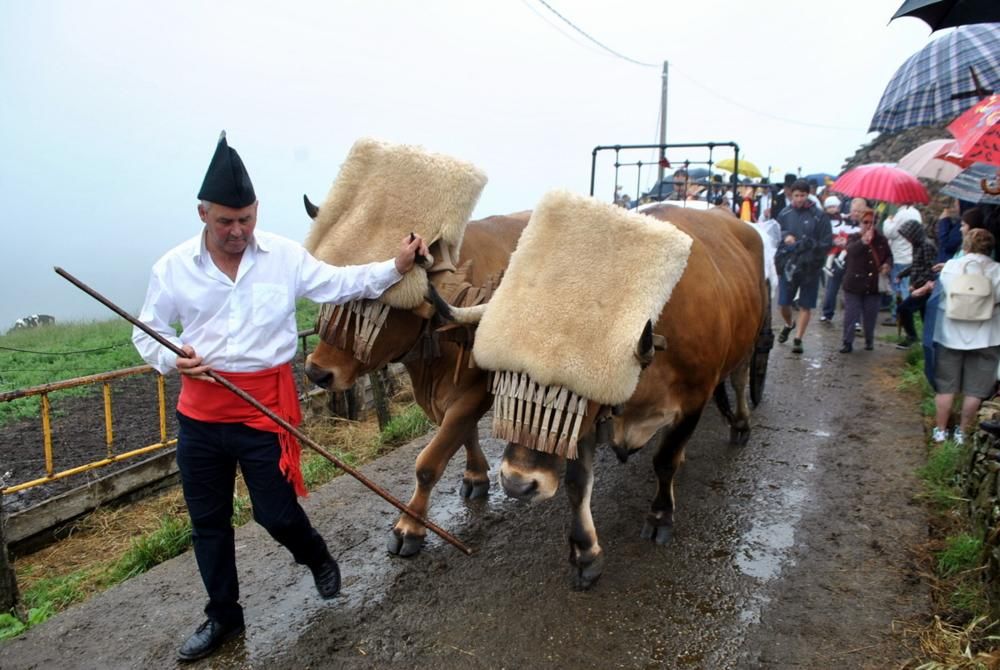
[1,317,928,669]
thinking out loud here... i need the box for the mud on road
[0,317,928,669]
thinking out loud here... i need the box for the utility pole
[657,61,669,186]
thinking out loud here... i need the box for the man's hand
[931,262,945,273]
[176,345,214,382]
[783,234,796,245]
[395,233,430,274]
[911,281,934,297]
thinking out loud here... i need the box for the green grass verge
[937,533,983,578]
[380,404,432,446]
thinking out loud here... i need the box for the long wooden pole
[54,267,473,556]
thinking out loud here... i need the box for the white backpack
[946,259,995,321]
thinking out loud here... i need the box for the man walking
[132,132,428,662]
[774,179,833,354]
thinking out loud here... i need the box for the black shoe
[839,342,853,354]
[778,323,795,344]
[791,338,803,354]
[865,341,874,351]
[310,556,341,599]
[882,318,898,327]
[178,618,245,662]
[895,337,916,350]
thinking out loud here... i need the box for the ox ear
[635,320,655,368]
[303,194,319,219]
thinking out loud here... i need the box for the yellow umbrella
[716,158,763,179]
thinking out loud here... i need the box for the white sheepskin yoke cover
[304,138,487,309]
[473,190,693,407]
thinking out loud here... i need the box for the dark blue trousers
[176,412,328,626]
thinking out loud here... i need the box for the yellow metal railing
[1,327,320,496]
[0,366,176,495]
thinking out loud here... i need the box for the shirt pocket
[251,282,291,327]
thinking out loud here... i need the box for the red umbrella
[831,164,929,204]
[947,94,1000,167]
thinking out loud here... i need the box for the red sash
[178,363,307,497]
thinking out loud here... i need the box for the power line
[533,0,659,68]
[528,1,868,133]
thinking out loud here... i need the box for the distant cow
[10,314,55,331]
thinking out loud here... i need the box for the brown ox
[303,207,528,556]
[440,204,768,588]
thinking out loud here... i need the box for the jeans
[822,266,844,320]
[176,412,329,626]
[888,263,911,317]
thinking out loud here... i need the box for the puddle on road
[735,485,806,581]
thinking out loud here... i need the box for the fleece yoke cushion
[472,190,693,405]
[304,137,487,309]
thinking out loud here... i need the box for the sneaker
[778,323,795,344]
[932,427,948,443]
[882,317,898,327]
[953,429,965,446]
[854,324,862,334]
[895,337,917,350]
[819,315,830,323]
[839,342,853,354]
[791,338,803,354]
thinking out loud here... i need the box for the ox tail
[426,284,487,324]
[713,381,735,423]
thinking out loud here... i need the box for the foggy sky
[0,1,932,329]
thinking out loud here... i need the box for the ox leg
[388,405,481,557]
[728,358,752,446]
[565,435,604,590]
[641,409,703,545]
[459,429,491,500]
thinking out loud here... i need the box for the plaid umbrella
[868,23,1000,134]
[941,162,1000,203]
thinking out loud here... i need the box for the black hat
[783,173,797,187]
[197,131,256,208]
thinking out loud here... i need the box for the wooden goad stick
[54,266,473,556]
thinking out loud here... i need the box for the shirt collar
[192,229,266,263]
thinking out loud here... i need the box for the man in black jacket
[774,179,833,354]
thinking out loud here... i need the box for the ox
[303,203,528,556]
[437,204,769,588]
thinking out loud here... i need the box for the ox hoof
[386,530,425,558]
[459,478,490,500]
[640,519,674,545]
[570,552,605,590]
[729,426,751,446]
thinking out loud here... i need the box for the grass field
[0,299,323,426]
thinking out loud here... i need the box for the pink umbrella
[898,138,964,182]
[831,163,929,204]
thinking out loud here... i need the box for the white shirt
[934,253,1000,350]
[132,230,403,374]
[882,207,920,265]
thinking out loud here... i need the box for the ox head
[302,195,443,391]
[441,299,660,501]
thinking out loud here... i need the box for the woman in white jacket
[933,229,1000,444]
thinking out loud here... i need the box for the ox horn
[303,194,320,219]
[426,284,488,324]
[635,320,655,368]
